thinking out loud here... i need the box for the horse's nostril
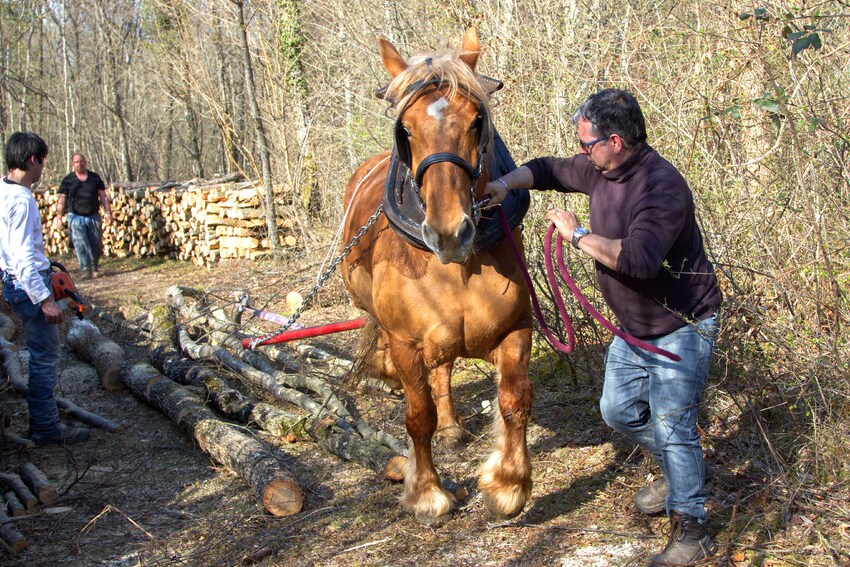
[457,217,475,244]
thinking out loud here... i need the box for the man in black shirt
[53,153,113,278]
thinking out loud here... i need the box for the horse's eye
[472,116,484,132]
[402,126,412,137]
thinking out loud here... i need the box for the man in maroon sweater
[486,89,722,566]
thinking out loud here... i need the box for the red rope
[497,207,680,362]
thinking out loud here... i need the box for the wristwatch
[571,227,590,249]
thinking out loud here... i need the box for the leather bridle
[392,78,491,223]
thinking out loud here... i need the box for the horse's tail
[345,314,403,392]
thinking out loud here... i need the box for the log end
[380,455,407,482]
[38,488,59,507]
[101,366,126,391]
[8,535,28,553]
[262,479,304,517]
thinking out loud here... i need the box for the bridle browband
[391,77,491,223]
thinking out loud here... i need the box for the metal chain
[248,205,384,349]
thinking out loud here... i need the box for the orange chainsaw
[49,262,85,319]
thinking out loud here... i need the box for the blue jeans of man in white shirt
[2,273,62,439]
[599,313,719,519]
[67,212,103,274]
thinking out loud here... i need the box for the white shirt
[0,177,51,304]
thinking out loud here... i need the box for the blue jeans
[599,314,719,519]
[68,212,103,272]
[2,273,62,438]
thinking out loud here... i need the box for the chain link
[248,205,384,349]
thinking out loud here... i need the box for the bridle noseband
[392,78,491,224]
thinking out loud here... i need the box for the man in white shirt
[1,132,89,445]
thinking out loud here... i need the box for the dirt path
[0,254,828,566]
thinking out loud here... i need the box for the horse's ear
[458,27,480,71]
[378,37,408,78]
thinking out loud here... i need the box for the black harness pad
[382,130,530,253]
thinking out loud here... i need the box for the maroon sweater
[524,143,722,338]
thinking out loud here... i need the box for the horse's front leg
[390,336,456,520]
[478,325,533,518]
[430,362,469,448]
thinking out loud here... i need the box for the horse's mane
[386,50,493,124]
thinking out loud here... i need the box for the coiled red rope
[496,206,680,362]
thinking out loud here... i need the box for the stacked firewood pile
[34,177,298,267]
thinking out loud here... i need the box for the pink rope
[497,207,680,362]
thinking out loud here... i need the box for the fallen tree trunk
[66,319,125,391]
[0,507,27,552]
[0,344,117,432]
[122,362,303,516]
[2,431,34,450]
[4,491,26,517]
[148,304,403,478]
[19,462,58,506]
[0,312,15,342]
[0,473,38,509]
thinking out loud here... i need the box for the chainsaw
[49,262,85,319]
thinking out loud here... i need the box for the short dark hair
[572,89,647,148]
[5,131,48,171]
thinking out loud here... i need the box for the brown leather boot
[648,511,718,566]
[635,466,715,515]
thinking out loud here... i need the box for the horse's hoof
[434,425,470,450]
[415,511,453,526]
[482,490,527,519]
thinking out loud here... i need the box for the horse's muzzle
[422,214,475,264]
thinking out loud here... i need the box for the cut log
[2,431,34,450]
[122,362,303,516]
[56,397,120,432]
[0,473,38,509]
[66,319,126,390]
[0,507,27,552]
[1,343,117,432]
[0,312,15,341]
[4,491,26,517]
[19,462,58,506]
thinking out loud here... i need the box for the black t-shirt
[58,170,106,216]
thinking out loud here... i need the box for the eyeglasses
[579,134,611,151]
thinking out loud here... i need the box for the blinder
[391,78,491,190]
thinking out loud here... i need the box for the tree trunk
[65,319,125,391]
[233,0,279,255]
[0,473,38,510]
[18,462,58,506]
[122,362,303,516]
[0,507,27,552]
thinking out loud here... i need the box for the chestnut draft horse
[341,28,533,521]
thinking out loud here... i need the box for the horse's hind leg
[390,336,456,520]
[430,362,469,448]
[478,326,533,518]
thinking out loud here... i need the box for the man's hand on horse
[483,178,509,206]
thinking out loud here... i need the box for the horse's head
[379,28,493,264]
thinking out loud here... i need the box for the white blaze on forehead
[427,97,449,121]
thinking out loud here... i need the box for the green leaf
[781,25,793,38]
[809,33,822,49]
[786,31,807,41]
[792,36,810,55]
[754,98,780,114]
[738,12,752,20]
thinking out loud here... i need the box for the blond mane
[386,50,491,113]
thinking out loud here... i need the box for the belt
[2,269,50,283]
